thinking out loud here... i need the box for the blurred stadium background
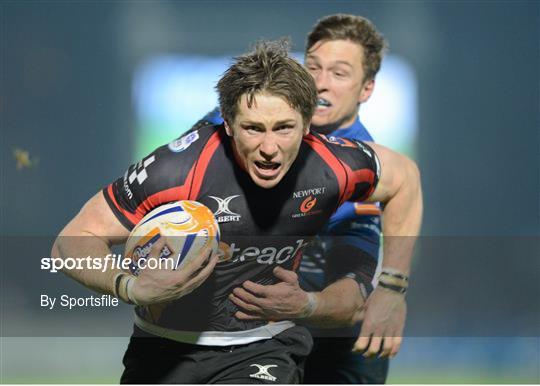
[1,1,539,383]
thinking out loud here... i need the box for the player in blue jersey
[218,15,407,383]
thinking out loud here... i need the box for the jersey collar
[325,117,374,142]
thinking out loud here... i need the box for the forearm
[52,234,123,295]
[304,277,363,328]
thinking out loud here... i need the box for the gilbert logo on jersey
[208,195,242,223]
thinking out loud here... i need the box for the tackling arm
[354,142,423,357]
[366,142,423,272]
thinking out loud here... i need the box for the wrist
[113,272,138,305]
[378,268,409,296]
[377,281,407,295]
[298,292,319,319]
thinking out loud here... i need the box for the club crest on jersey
[292,195,322,218]
[291,187,326,218]
[208,195,242,223]
[168,131,199,153]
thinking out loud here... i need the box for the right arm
[52,133,219,304]
[52,191,129,295]
[52,192,218,305]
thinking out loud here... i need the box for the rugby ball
[124,201,220,275]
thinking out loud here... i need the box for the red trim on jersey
[189,130,222,200]
[106,184,141,225]
[342,163,377,202]
[292,249,303,272]
[106,131,222,227]
[303,134,347,203]
[304,134,377,206]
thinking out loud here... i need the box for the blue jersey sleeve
[202,107,224,125]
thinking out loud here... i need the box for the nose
[259,133,278,160]
[314,69,330,92]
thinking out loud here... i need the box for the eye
[243,125,262,133]
[334,71,347,78]
[305,63,320,73]
[276,125,294,134]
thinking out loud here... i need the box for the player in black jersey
[52,40,422,383]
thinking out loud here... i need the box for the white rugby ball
[124,201,220,275]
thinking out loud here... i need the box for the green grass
[3,372,538,384]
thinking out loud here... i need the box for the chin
[253,177,281,189]
[311,115,333,128]
[249,172,283,189]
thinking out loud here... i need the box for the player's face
[225,92,309,189]
[305,39,375,131]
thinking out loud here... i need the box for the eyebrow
[240,119,297,126]
[305,55,354,69]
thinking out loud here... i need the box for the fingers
[353,335,370,353]
[353,332,403,358]
[179,243,213,277]
[390,336,403,358]
[144,237,169,266]
[234,310,262,321]
[364,334,383,357]
[182,251,218,290]
[242,280,268,297]
[137,238,168,275]
[232,286,266,306]
[272,266,298,284]
[189,244,214,268]
[353,321,372,353]
[380,335,394,358]
[353,322,384,357]
[149,237,166,257]
[229,293,263,314]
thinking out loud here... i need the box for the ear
[224,120,233,137]
[303,123,310,136]
[358,79,375,104]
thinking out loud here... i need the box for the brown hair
[306,14,388,82]
[217,39,317,127]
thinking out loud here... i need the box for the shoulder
[303,132,378,167]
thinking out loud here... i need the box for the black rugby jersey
[104,124,379,345]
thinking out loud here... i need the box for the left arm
[230,266,364,327]
[231,143,422,350]
[354,142,423,357]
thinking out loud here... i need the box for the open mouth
[254,161,281,170]
[317,98,332,108]
[253,161,281,178]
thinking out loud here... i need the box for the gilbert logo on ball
[124,201,220,275]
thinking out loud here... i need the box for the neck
[312,114,359,135]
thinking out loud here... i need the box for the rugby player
[52,39,422,384]
[202,14,396,383]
